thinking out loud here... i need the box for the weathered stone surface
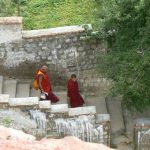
[0,109,38,136]
[3,80,17,98]
[69,106,96,116]
[0,17,22,43]
[9,97,39,106]
[85,96,108,114]
[106,96,125,138]
[0,17,22,24]
[22,24,92,38]
[30,87,40,97]
[51,104,68,113]
[55,91,67,104]
[16,83,30,97]
[0,94,9,103]
[0,76,3,94]
[0,125,115,150]
[39,101,51,109]
[96,114,110,123]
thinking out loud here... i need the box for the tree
[96,0,150,112]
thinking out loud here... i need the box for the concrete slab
[55,91,67,104]
[0,94,9,103]
[85,96,107,114]
[51,104,68,113]
[106,96,125,137]
[0,76,3,94]
[3,79,17,98]
[16,83,30,97]
[39,101,51,109]
[69,106,96,116]
[30,87,40,97]
[9,97,39,106]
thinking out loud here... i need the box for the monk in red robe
[36,65,59,103]
[67,74,85,108]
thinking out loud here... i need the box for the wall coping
[22,24,92,39]
[0,17,23,24]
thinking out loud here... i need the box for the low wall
[0,17,111,96]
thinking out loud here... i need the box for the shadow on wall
[1,61,68,87]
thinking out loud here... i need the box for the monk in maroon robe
[67,74,85,108]
[37,65,59,103]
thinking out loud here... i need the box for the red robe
[36,70,59,103]
[67,79,85,108]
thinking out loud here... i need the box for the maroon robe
[67,79,85,108]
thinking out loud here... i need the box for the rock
[0,125,35,141]
[0,125,115,150]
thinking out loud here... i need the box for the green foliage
[96,0,150,112]
[0,0,97,29]
[23,0,97,29]
[0,0,16,16]
[2,117,13,127]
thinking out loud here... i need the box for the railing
[134,124,150,150]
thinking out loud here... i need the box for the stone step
[30,87,40,97]
[39,100,51,109]
[69,106,96,116]
[16,83,30,97]
[0,76,3,94]
[54,91,67,104]
[85,96,108,114]
[106,96,125,138]
[51,104,68,113]
[0,94,9,103]
[9,97,39,107]
[3,79,17,98]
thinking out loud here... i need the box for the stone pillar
[0,17,23,44]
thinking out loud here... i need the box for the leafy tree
[96,0,150,112]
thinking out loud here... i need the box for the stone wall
[0,95,111,146]
[0,17,111,96]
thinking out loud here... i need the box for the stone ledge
[0,17,23,24]
[96,114,110,123]
[22,24,92,38]
[9,97,39,107]
[0,94,9,103]
[39,101,51,109]
[51,104,68,113]
[68,106,96,116]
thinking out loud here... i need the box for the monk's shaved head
[41,65,48,73]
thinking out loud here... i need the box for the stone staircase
[0,75,131,149]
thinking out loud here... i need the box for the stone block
[0,76,3,94]
[39,101,51,109]
[0,94,9,103]
[68,106,96,116]
[9,97,39,107]
[3,80,17,98]
[16,83,30,97]
[85,96,107,114]
[96,114,110,123]
[51,104,68,113]
[106,96,125,137]
[55,91,67,104]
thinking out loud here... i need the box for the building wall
[0,17,112,96]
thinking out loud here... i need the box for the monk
[36,65,59,103]
[67,74,85,108]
